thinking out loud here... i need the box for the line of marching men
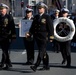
[0,2,75,72]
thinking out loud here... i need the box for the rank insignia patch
[4,18,8,26]
[41,18,46,24]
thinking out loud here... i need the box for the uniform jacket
[50,14,59,21]
[29,13,54,40]
[0,14,16,40]
[23,16,34,41]
[23,16,33,20]
[50,14,56,21]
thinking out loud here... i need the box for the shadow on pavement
[49,63,76,69]
[12,62,29,65]
[1,68,34,73]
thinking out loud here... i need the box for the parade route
[0,49,76,75]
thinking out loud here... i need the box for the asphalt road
[0,48,76,75]
[0,17,75,75]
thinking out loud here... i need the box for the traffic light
[21,1,24,8]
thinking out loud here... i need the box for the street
[0,48,76,75]
[1,17,74,75]
[0,0,76,75]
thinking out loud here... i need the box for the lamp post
[12,0,15,16]
[21,0,24,17]
[71,0,75,13]
[62,0,68,8]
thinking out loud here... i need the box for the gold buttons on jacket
[39,25,40,26]
[35,32,37,33]
[38,28,40,30]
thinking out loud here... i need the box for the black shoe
[61,60,66,64]
[3,66,9,70]
[24,62,33,65]
[3,65,9,70]
[30,65,37,72]
[0,64,4,68]
[44,66,50,70]
[56,51,59,53]
[39,66,50,70]
[2,64,12,70]
[65,64,71,68]
[8,64,12,67]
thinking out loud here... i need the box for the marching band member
[26,2,54,72]
[51,9,60,53]
[59,8,74,67]
[0,3,16,69]
[23,7,34,65]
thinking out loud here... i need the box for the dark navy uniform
[23,16,34,65]
[30,13,54,71]
[0,3,16,69]
[57,22,71,66]
[50,9,60,53]
[28,2,54,72]
[58,8,73,67]
[70,15,76,42]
